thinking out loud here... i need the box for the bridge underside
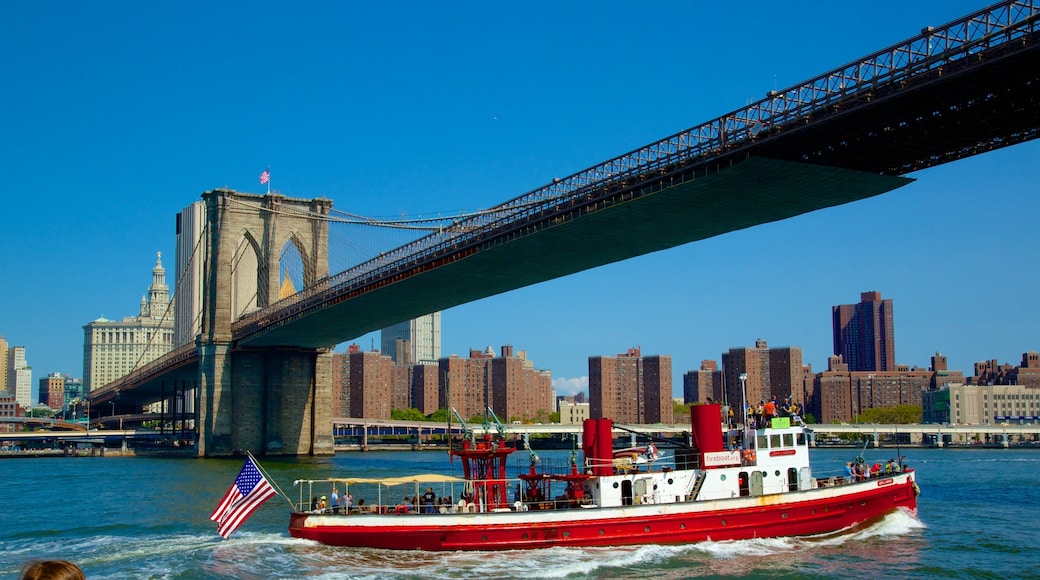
[244,157,910,348]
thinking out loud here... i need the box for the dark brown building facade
[589,347,673,424]
[440,346,552,422]
[683,360,722,404]
[832,291,896,372]
[813,352,964,423]
[721,340,805,409]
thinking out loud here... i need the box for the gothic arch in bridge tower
[276,232,314,296]
[230,230,262,320]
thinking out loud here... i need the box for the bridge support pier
[198,344,334,457]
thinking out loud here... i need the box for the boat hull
[288,471,918,551]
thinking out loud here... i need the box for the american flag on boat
[210,455,277,538]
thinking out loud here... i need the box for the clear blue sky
[2,1,1037,404]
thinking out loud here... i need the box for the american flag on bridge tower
[259,167,270,185]
[210,455,277,538]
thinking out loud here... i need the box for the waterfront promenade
[3,420,1038,455]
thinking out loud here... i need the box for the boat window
[757,435,768,449]
[796,433,806,446]
[770,434,781,448]
[783,434,794,447]
[787,467,798,492]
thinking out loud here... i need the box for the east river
[1,446,1037,579]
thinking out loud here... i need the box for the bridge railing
[91,342,198,400]
[233,0,1039,337]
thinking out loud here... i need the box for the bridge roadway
[87,2,1040,456]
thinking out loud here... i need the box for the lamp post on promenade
[739,372,749,453]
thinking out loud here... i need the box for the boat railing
[293,475,591,515]
[813,460,913,488]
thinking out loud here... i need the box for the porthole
[668,478,674,485]
[440,535,446,541]
[645,526,651,532]
[563,531,571,538]
[599,529,605,536]
[721,519,727,526]
[482,535,488,541]
[720,474,727,481]
[781,512,788,519]
[613,482,620,489]
[680,523,686,530]
[774,470,781,477]
[522,533,528,539]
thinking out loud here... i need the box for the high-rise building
[39,373,67,409]
[174,201,206,347]
[721,339,805,410]
[6,346,32,408]
[348,349,394,419]
[439,346,551,422]
[0,336,8,394]
[683,360,722,404]
[82,253,175,392]
[832,291,896,372]
[330,345,356,418]
[411,362,440,415]
[589,347,673,424]
[380,313,441,364]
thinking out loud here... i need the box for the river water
[1,447,1037,579]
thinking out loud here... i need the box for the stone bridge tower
[197,189,334,457]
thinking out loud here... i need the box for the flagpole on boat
[248,450,296,510]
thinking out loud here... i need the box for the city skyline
[2,1,1038,402]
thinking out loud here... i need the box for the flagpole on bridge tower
[260,166,271,194]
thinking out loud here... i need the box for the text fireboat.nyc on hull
[288,404,919,551]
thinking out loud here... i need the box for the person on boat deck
[319,496,328,512]
[356,498,367,513]
[330,488,340,514]
[856,462,869,481]
[421,487,437,513]
[344,492,353,512]
[645,442,658,460]
[885,459,896,474]
[843,462,855,483]
[397,497,412,514]
[870,462,882,477]
[763,399,777,419]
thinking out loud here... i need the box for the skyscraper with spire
[82,253,175,392]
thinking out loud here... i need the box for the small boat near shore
[288,404,919,551]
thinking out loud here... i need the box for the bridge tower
[197,188,334,457]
